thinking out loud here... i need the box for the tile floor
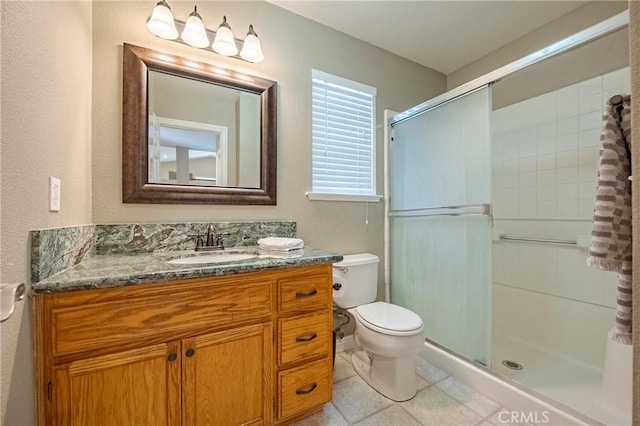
[292,350,526,426]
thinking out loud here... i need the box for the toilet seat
[354,302,423,337]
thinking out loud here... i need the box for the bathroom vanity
[31,249,341,425]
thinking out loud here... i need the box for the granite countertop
[32,247,343,294]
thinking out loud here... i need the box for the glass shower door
[389,86,492,365]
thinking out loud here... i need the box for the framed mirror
[122,43,277,205]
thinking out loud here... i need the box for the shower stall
[387,11,631,426]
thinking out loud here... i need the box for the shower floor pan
[492,332,630,426]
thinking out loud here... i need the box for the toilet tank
[332,253,379,308]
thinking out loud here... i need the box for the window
[308,70,381,202]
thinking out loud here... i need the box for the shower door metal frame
[383,9,630,301]
[388,203,492,219]
[387,84,494,364]
[382,8,631,425]
[389,10,629,127]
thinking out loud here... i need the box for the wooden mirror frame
[122,43,277,205]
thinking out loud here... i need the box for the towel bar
[498,236,577,246]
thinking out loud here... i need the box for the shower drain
[502,360,523,370]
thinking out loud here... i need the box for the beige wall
[492,28,628,109]
[447,1,629,90]
[9,1,630,422]
[0,2,443,423]
[91,1,445,256]
[0,2,93,424]
[91,1,445,304]
[237,93,261,188]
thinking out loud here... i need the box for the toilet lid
[355,302,423,333]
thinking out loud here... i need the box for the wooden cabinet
[182,324,272,426]
[54,342,181,426]
[278,359,332,420]
[276,273,333,421]
[33,264,333,426]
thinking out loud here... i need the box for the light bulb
[240,25,264,63]
[181,6,209,48]
[146,0,178,40]
[212,16,238,56]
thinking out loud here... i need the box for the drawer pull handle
[296,383,317,395]
[186,348,195,357]
[295,289,317,298]
[296,333,318,343]
[167,353,177,362]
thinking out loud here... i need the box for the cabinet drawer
[278,358,331,420]
[279,312,330,365]
[278,275,330,313]
[52,280,272,359]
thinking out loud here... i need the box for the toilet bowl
[349,302,424,401]
[333,254,424,401]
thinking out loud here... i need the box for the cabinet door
[182,323,273,426]
[54,342,181,426]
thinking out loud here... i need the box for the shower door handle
[389,203,492,222]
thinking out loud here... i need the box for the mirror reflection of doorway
[148,115,228,187]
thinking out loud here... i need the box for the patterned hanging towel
[587,94,632,345]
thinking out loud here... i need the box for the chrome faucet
[194,225,225,251]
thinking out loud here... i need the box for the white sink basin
[167,254,256,265]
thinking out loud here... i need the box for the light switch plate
[49,176,61,212]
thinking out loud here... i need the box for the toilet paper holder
[1,283,26,322]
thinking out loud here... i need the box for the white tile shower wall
[492,217,618,367]
[492,67,631,219]
[492,232,618,309]
[491,68,629,366]
[491,68,629,308]
[493,283,615,368]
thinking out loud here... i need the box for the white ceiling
[269,1,589,75]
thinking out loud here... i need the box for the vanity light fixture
[146,1,265,63]
[211,16,238,56]
[240,25,264,63]
[146,0,179,40]
[181,6,209,48]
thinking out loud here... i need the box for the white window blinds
[311,70,377,198]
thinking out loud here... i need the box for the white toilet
[333,253,424,401]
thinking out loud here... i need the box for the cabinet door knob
[295,333,318,343]
[295,383,317,395]
[167,353,177,361]
[295,289,317,298]
[186,348,195,357]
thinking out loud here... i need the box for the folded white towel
[259,242,304,251]
[257,237,304,251]
[258,250,303,259]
